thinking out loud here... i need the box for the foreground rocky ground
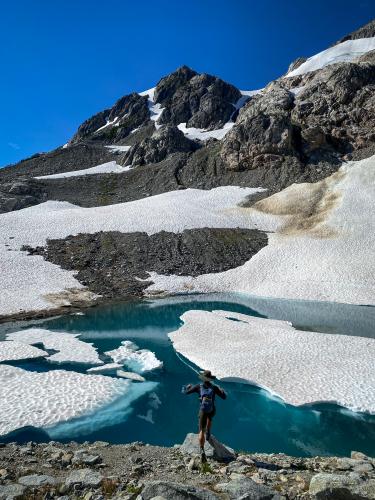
[0,435,374,499]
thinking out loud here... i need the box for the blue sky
[1,0,374,167]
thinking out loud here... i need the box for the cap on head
[198,370,216,382]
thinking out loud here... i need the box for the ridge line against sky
[1,0,374,167]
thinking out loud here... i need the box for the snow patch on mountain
[35,161,131,179]
[286,37,375,77]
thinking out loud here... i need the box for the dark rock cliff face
[155,66,241,129]
[69,93,150,144]
[337,18,375,43]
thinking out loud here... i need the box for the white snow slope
[169,310,375,413]
[146,155,375,306]
[35,161,131,179]
[286,37,375,77]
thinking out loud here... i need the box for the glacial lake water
[1,293,375,457]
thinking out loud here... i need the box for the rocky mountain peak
[336,18,375,43]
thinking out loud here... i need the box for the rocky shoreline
[0,436,374,499]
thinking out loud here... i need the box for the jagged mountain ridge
[1,18,375,319]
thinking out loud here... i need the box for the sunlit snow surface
[35,161,131,179]
[0,341,48,362]
[286,37,375,77]
[169,310,375,413]
[0,364,156,437]
[146,155,375,306]
[139,87,164,129]
[7,328,102,365]
[105,340,163,373]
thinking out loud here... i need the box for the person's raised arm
[214,385,227,399]
[184,383,200,395]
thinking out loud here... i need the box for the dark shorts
[198,408,216,431]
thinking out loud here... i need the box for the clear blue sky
[1,0,374,167]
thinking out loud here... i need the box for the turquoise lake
[1,293,375,457]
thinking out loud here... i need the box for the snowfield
[0,185,263,318]
[35,160,131,179]
[169,310,375,413]
[146,155,375,306]
[286,37,375,77]
[0,364,156,437]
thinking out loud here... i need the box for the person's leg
[206,416,212,441]
[198,412,207,461]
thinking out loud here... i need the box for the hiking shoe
[201,450,207,463]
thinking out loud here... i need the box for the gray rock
[216,477,278,499]
[180,433,236,462]
[141,480,219,499]
[72,449,101,465]
[18,473,57,487]
[309,472,375,499]
[65,469,103,488]
[123,125,197,167]
[0,483,26,500]
[351,451,370,461]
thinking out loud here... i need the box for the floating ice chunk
[35,161,131,179]
[137,409,154,424]
[116,370,146,382]
[0,341,48,362]
[125,350,163,374]
[169,310,375,413]
[105,340,162,373]
[0,364,156,437]
[286,37,375,77]
[105,340,138,363]
[7,328,102,366]
[87,363,123,375]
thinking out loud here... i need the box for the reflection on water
[2,293,375,457]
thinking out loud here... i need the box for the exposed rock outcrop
[155,66,241,129]
[24,227,268,299]
[123,125,198,167]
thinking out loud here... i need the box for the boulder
[18,474,57,487]
[140,480,219,499]
[215,477,279,499]
[180,433,235,462]
[123,125,197,167]
[0,484,26,500]
[309,472,375,499]
[65,468,103,489]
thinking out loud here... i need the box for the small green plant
[201,461,214,474]
[126,484,143,494]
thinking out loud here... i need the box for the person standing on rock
[183,370,227,462]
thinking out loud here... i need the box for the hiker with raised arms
[183,369,227,462]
